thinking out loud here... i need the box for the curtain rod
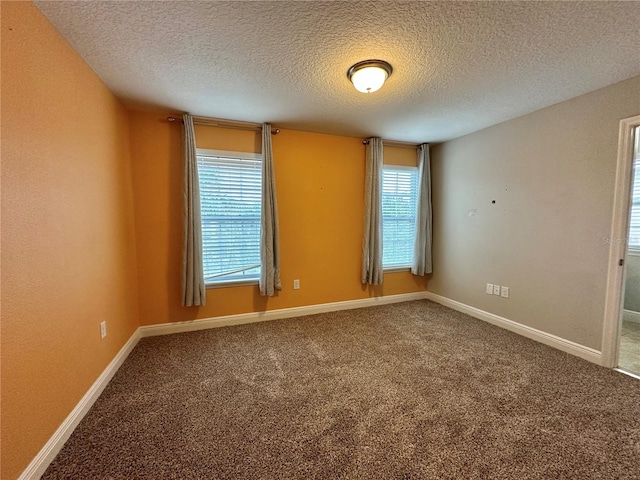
[167,116,280,134]
[362,139,424,149]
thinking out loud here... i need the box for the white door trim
[602,114,640,368]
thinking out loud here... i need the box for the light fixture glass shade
[347,60,393,94]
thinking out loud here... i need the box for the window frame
[381,164,419,272]
[196,148,262,288]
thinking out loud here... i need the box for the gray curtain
[181,114,206,306]
[361,137,384,285]
[412,143,433,276]
[260,123,282,296]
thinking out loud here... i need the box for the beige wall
[430,75,640,350]
[1,3,139,479]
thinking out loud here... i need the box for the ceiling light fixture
[347,59,393,94]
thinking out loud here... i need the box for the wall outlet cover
[501,286,510,298]
[486,283,493,294]
[493,284,501,295]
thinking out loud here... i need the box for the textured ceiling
[35,1,640,143]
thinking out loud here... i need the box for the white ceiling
[35,1,640,143]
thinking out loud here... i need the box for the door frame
[602,114,640,368]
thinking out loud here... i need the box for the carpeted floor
[43,300,640,479]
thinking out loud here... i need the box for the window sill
[383,266,412,273]
[206,279,259,289]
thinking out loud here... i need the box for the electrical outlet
[493,284,501,295]
[293,279,300,290]
[100,321,107,339]
[486,283,493,294]
[501,286,510,298]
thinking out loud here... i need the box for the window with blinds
[630,129,640,249]
[382,166,418,268]
[197,150,262,284]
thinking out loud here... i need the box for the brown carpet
[43,300,640,479]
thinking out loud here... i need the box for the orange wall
[1,3,139,479]
[129,112,427,325]
[195,124,261,152]
[384,145,418,166]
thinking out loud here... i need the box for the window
[382,166,419,268]
[630,128,640,249]
[197,149,261,285]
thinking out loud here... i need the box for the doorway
[602,115,640,370]
[618,126,640,374]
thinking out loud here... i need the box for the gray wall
[625,251,640,312]
[430,76,640,351]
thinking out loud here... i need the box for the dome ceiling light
[347,59,393,94]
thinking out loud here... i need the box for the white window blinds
[382,166,418,268]
[197,152,262,284]
[630,130,640,249]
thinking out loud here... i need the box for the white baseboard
[424,291,602,365]
[25,289,604,479]
[139,291,429,338]
[623,309,640,324]
[18,329,141,480]
[19,292,428,479]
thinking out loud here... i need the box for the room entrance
[602,115,640,373]
[618,125,640,374]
